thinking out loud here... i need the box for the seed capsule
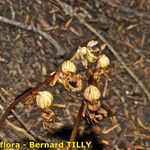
[77,46,87,55]
[98,54,110,69]
[61,61,77,73]
[36,91,53,109]
[84,85,101,102]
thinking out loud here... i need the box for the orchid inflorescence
[26,40,110,129]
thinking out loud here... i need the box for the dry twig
[0,16,65,56]
[100,0,150,20]
[68,102,84,147]
[0,102,35,141]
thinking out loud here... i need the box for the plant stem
[0,75,53,130]
[68,53,100,150]
[68,102,85,150]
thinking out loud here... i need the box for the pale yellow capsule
[77,46,87,55]
[61,61,77,73]
[84,85,101,102]
[98,54,110,69]
[36,91,53,109]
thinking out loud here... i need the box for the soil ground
[0,0,150,150]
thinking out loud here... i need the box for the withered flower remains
[27,40,110,127]
[75,40,100,68]
[50,61,83,92]
[41,108,55,129]
[3,40,111,131]
[58,73,83,92]
[83,85,107,123]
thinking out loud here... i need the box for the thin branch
[0,16,65,56]
[102,79,108,98]
[100,0,150,20]
[11,110,52,142]
[0,102,36,141]
[68,102,85,150]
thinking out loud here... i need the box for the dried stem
[68,102,85,150]
[88,60,99,84]
[68,60,100,149]
[100,0,150,20]
[0,16,65,56]
[0,74,53,130]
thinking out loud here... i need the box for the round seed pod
[84,85,101,102]
[61,61,77,73]
[77,46,87,55]
[98,54,110,69]
[36,91,53,109]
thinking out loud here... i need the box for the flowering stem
[68,60,100,149]
[68,102,85,150]
[88,60,99,84]
[0,75,54,130]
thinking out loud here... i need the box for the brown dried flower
[75,40,100,68]
[85,101,108,123]
[41,108,55,130]
[50,61,83,92]
[58,73,83,92]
